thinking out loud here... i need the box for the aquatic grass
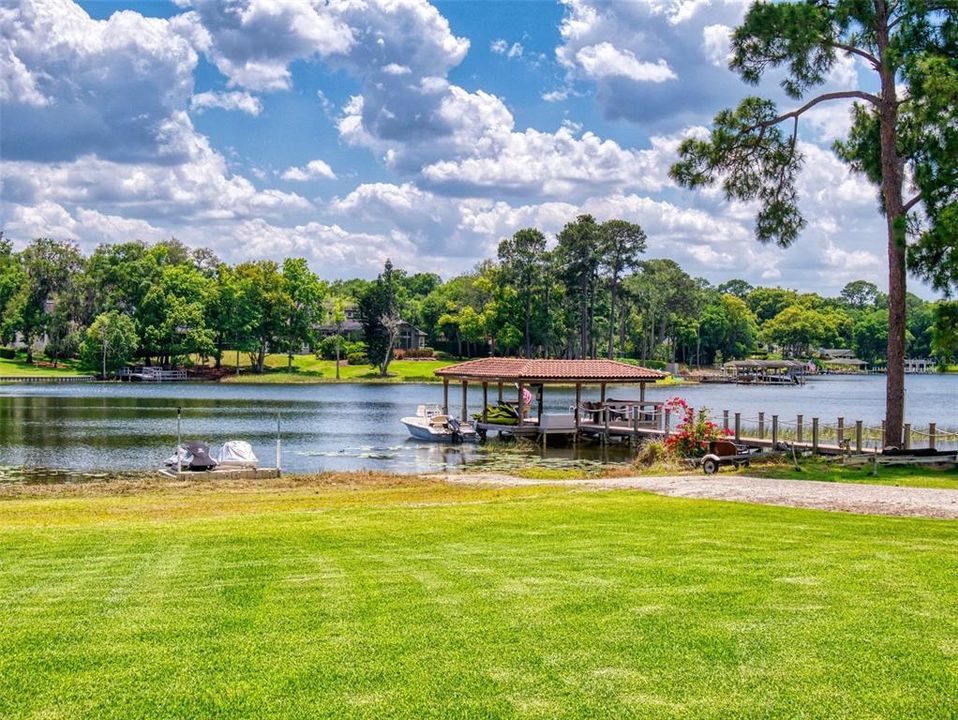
[0,475,956,718]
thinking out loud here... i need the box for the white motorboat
[401,405,478,443]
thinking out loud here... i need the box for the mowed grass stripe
[0,481,956,719]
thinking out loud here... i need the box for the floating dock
[158,467,281,481]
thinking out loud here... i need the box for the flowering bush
[663,396,731,458]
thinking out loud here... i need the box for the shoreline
[2,468,957,519]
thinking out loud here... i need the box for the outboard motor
[185,441,218,471]
[447,417,464,444]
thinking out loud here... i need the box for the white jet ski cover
[216,440,259,468]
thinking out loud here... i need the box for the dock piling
[837,417,845,446]
[734,412,741,442]
[903,423,911,450]
[855,420,863,452]
[812,418,819,453]
[771,415,779,448]
[722,410,729,432]
[929,423,937,450]
[796,414,803,443]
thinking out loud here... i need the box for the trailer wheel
[702,457,719,475]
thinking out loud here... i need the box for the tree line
[1,222,956,377]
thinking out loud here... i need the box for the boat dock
[432,358,955,457]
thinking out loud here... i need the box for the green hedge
[0,348,16,360]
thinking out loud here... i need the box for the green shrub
[346,351,368,365]
[0,347,15,360]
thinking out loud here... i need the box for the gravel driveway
[438,473,958,519]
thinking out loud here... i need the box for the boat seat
[429,415,449,426]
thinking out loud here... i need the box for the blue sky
[1,0,921,296]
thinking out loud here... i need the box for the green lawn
[1,475,956,718]
[220,356,454,383]
[0,354,87,378]
[741,455,958,489]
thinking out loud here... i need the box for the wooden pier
[431,358,955,458]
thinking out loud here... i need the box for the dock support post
[929,423,937,450]
[771,415,779,449]
[461,381,468,422]
[482,382,488,424]
[443,379,449,415]
[601,383,608,444]
[176,407,182,474]
[758,412,765,439]
[723,410,729,432]
[855,420,863,453]
[517,382,525,427]
[734,412,741,442]
[574,382,581,442]
[837,417,845,446]
[812,418,819,454]
[796,415,803,444]
[903,423,911,450]
[276,413,282,473]
[631,407,639,450]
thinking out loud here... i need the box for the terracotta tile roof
[435,358,666,382]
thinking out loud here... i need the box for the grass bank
[221,356,452,383]
[0,354,86,378]
[1,473,956,718]
[740,455,958,490]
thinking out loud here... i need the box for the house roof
[434,358,666,383]
[822,358,869,366]
[724,360,806,370]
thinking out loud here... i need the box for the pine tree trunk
[607,278,617,360]
[877,3,906,447]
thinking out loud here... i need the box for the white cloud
[542,88,571,102]
[491,40,524,59]
[420,124,673,198]
[2,0,200,163]
[281,159,337,181]
[177,0,354,91]
[190,90,262,115]
[575,43,676,83]
[701,24,731,67]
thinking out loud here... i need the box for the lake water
[1,375,956,477]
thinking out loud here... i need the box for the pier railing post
[758,412,765,439]
[929,423,937,450]
[855,420,863,453]
[837,417,844,447]
[771,415,779,449]
[812,418,819,454]
[796,414,803,444]
[734,412,741,442]
[903,423,911,450]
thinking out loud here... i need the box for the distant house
[314,305,427,350]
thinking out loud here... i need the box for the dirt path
[437,473,958,519]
